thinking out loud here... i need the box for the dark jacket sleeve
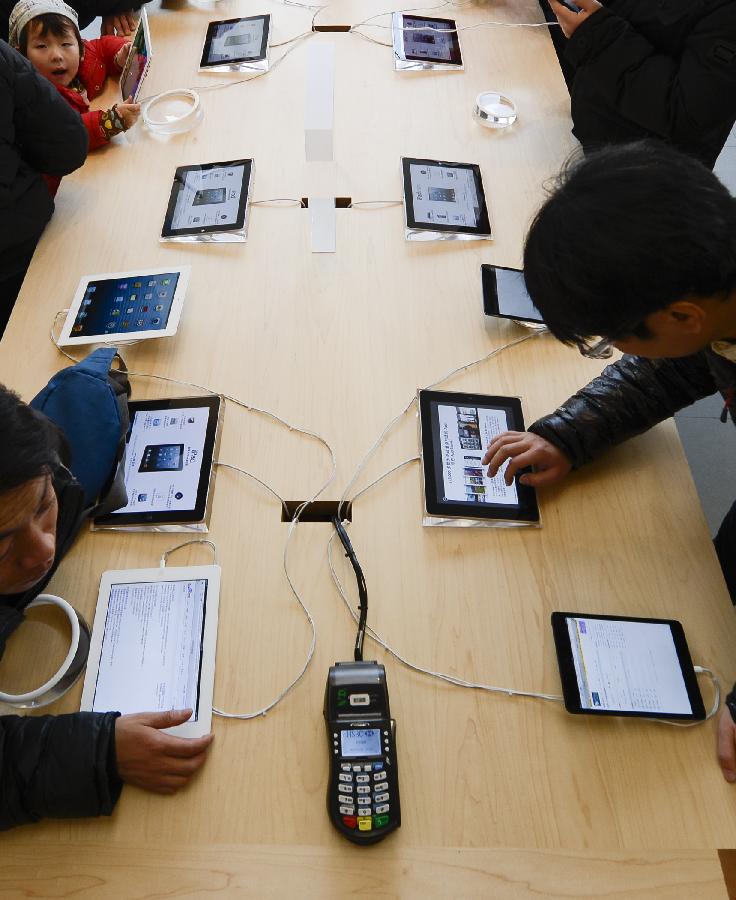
[565,0,736,163]
[0,0,143,39]
[7,43,88,177]
[0,711,123,830]
[529,352,718,468]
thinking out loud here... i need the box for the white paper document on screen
[437,403,517,505]
[171,166,244,230]
[567,617,692,714]
[92,579,206,717]
[409,164,479,227]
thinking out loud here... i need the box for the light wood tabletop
[1,0,735,893]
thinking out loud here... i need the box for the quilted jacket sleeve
[529,352,718,468]
[0,712,123,830]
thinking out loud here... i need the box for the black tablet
[551,612,706,720]
[161,160,252,239]
[200,15,270,68]
[481,265,544,324]
[418,389,539,523]
[93,396,222,527]
[396,14,462,66]
[402,158,491,237]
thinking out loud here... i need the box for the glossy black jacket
[564,0,736,169]
[0,41,87,278]
[529,347,736,467]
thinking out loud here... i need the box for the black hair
[19,12,84,58]
[0,385,67,493]
[523,141,736,349]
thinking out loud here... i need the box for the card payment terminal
[324,661,401,844]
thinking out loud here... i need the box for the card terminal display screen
[401,15,460,63]
[340,729,382,758]
[92,578,207,719]
[565,617,693,714]
[70,273,179,338]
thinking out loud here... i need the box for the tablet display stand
[405,227,492,243]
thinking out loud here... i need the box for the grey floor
[674,131,736,535]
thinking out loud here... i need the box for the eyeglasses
[577,336,616,359]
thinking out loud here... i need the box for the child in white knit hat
[9,0,140,194]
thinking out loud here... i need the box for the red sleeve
[82,108,111,150]
[82,36,128,77]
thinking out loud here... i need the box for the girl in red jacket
[9,0,140,194]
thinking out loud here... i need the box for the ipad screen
[163,160,251,237]
[91,577,207,718]
[201,16,269,66]
[403,159,491,236]
[69,272,180,338]
[120,12,150,101]
[483,266,543,322]
[564,616,693,715]
[401,16,460,64]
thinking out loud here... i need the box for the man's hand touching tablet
[115,709,214,794]
[482,431,572,487]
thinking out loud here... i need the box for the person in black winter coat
[0,386,213,830]
[544,0,736,169]
[0,0,142,41]
[480,141,736,782]
[0,39,86,336]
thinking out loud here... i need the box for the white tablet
[81,565,220,737]
[120,8,152,102]
[58,267,190,347]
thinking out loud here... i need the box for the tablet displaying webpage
[436,402,517,506]
[116,404,210,516]
[565,616,693,714]
[409,163,481,228]
[401,16,459,63]
[205,17,266,63]
[170,164,245,232]
[69,272,180,338]
[91,577,207,718]
[496,268,543,321]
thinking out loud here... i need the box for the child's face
[25,19,80,88]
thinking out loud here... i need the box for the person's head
[524,141,736,359]
[0,386,66,595]
[9,0,82,88]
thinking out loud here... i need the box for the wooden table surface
[1,0,735,893]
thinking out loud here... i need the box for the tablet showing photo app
[120,8,152,102]
[402,158,491,238]
[161,159,253,239]
[200,15,270,69]
[93,395,222,528]
[392,13,462,68]
[481,265,544,324]
[551,612,706,720]
[418,389,539,524]
[80,564,221,737]
[58,266,190,346]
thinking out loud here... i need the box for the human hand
[717,706,736,782]
[548,0,602,38]
[114,42,132,70]
[102,11,137,36]
[114,709,214,794]
[117,98,141,129]
[481,431,572,487]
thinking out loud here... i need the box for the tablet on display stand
[392,13,463,71]
[200,15,270,73]
[418,389,540,527]
[551,612,706,720]
[481,264,546,328]
[161,159,254,243]
[80,564,221,737]
[58,266,190,347]
[93,395,222,532]
[120,8,152,102]
[401,158,492,241]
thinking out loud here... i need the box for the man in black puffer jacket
[0,39,87,336]
[543,0,736,169]
[481,141,736,782]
